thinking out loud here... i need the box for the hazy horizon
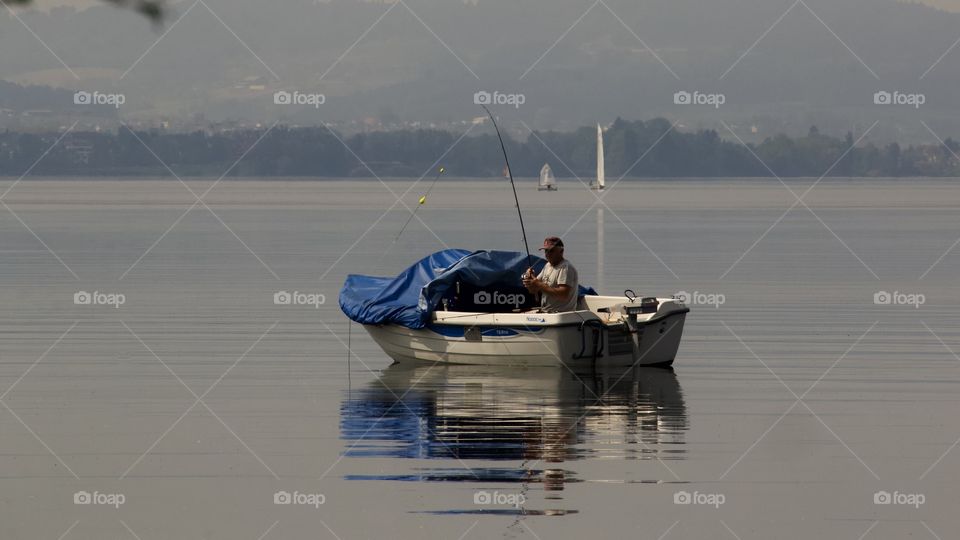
[23,0,960,13]
[4,0,960,144]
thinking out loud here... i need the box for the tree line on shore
[2,118,958,178]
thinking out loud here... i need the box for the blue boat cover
[339,249,596,329]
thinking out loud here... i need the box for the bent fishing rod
[480,104,533,270]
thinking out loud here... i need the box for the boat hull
[363,303,687,367]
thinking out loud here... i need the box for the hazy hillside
[3,0,960,141]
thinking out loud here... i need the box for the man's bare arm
[541,283,572,301]
[523,278,572,301]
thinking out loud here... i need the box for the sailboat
[592,123,605,190]
[538,163,557,191]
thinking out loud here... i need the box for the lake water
[0,178,958,539]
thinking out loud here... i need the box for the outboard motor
[617,292,661,353]
[622,297,659,332]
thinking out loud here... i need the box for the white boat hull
[363,296,688,367]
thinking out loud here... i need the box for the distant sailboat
[593,123,605,190]
[538,163,557,191]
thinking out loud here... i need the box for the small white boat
[341,250,689,368]
[538,163,558,191]
[365,294,688,367]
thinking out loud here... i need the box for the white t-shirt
[536,259,579,312]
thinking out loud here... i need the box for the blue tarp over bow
[339,249,596,329]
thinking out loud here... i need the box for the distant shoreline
[4,120,960,178]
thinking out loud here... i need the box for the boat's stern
[579,295,689,366]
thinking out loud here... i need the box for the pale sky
[22,0,960,11]
[29,0,96,9]
[911,0,959,10]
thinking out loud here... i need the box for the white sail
[596,123,605,190]
[538,163,557,191]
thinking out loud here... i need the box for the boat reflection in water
[340,363,687,513]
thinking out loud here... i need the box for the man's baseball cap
[539,236,564,250]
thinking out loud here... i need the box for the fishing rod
[480,104,533,270]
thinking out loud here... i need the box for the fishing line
[392,166,445,245]
[378,166,445,263]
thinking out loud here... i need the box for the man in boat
[522,236,580,313]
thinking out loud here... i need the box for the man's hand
[524,278,543,293]
[522,270,542,293]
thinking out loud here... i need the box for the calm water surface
[0,178,958,539]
